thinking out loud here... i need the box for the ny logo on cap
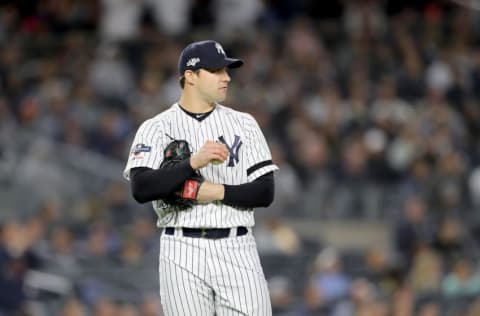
[186,57,200,67]
[215,43,226,56]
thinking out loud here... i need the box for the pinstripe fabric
[124,102,277,315]
[124,103,279,228]
[160,230,272,316]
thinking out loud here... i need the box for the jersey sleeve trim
[247,160,274,176]
[248,164,279,182]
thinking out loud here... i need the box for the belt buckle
[201,228,207,238]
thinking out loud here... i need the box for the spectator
[417,301,441,316]
[391,285,415,316]
[407,243,442,296]
[268,275,306,316]
[261,140,301,218]
[364,247,401,295]
[331,278,378,316]
[40,225,81,279]
[99,0,143,42]
[255,217,302,256]
[214,0,264,38]
[93,297,118,316]
[88,44,135,109]
[394,196,436,269]
[60,297,88,316]
[139,295,163,316]
[432,216,467,268]
[441,257,480,299]
[304,247,351,312]
[333,135,379,218]
[0,219,42,314]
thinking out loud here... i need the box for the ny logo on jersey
[218,135,242,167]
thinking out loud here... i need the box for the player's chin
[216,92,227,102]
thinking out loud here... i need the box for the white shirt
[124,103,279,228]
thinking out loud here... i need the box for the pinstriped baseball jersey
[123,102,279,228]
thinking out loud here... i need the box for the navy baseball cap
[178,40,243,75]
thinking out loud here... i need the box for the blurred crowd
[2,0,480,315]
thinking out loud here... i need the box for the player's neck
[179,93,215,113]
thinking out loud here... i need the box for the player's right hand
[190,141,229,169]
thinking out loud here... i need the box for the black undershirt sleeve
[130,163,275,209]
[222,172,274,209]
[129,161,195,203]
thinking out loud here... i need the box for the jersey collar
[177,103,215,122]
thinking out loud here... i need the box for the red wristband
[182,179,201,200]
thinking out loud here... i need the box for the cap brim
[225,58,243,69]
[196,58,244,72]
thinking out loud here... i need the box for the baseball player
[123,40,279,315]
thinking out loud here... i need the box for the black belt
[164,227,248,239]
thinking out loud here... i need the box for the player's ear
[184,70,197,86]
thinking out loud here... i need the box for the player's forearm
[196,182,224,203]
[196,173,274,207]
[130,163,195,203]
[222,172,274,208]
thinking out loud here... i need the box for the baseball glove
[159,139,204,213]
